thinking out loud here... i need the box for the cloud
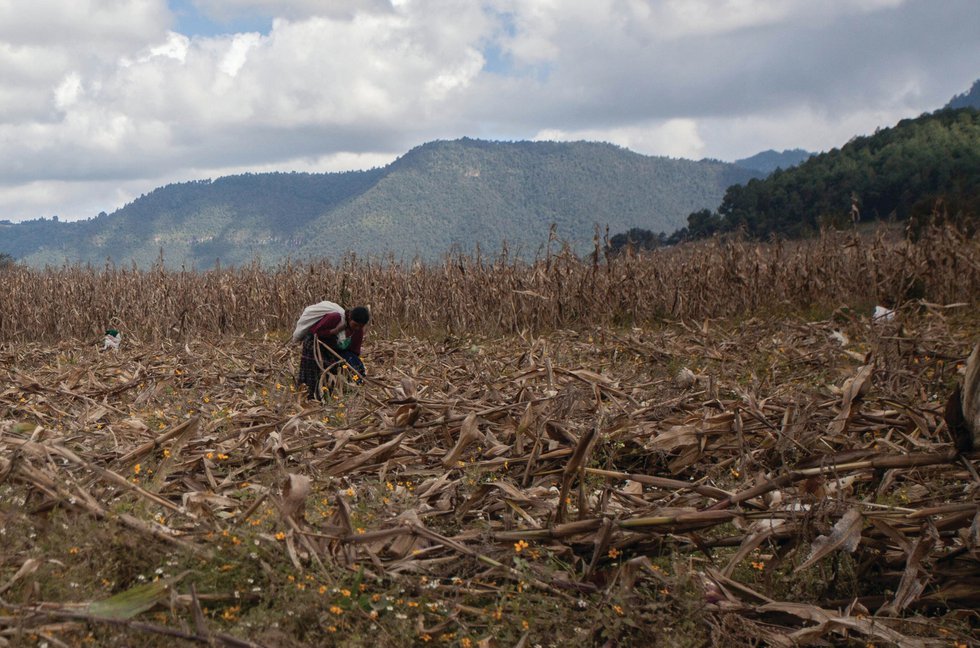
[0,0,977,222]
[192,0,393,22]
[534,118,706,159]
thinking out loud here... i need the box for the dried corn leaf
[829,363,873,435]
[281,473,311,520]
[795,509,863,572]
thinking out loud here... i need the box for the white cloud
[700,105,916,161]
[0,0,977,223]
[148,32,191,62]
[534,118,706,159]
[192,0,393,22]
[53,73,82,110]
[218,31,261,76]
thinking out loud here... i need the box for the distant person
[293,302,370,399]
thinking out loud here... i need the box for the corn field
[1,223,979,646]
[1,224,978,344]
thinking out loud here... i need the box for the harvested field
[1,226,979,647]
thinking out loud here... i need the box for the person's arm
[350,328,364,356]
[310,312,342,338]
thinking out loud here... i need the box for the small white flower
[576,599,588,609]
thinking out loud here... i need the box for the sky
[0,0,977,223]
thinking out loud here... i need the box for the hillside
[733,148,814,174]
[683,108,980,240]
[0,139,760,269]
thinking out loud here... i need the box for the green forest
[610,108,980,251]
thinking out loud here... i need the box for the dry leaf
[795,509,863,572]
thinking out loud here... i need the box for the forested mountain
[734,149,814,174]
[677,108,980,240]
[0,139,759,268]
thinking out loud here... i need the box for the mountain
[685,108,980,240]
[1,139,761,268]
[946,79,980,110]
[734,149,814,174]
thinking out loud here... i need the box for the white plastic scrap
[103,331,121,351]
[872,305,895,322]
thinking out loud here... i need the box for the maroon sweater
[309,311,364,356]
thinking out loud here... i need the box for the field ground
[1,299,978,647]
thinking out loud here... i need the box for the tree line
[610,108,980,253]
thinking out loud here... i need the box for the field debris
[1,300,978,646]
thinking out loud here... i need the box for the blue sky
[169,0,271,37]
[0,0,977,222]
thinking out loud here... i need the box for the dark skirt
[297,336,366,399]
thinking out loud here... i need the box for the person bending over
[296,304,370,400]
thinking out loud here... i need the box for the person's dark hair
[350,306,371,325]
